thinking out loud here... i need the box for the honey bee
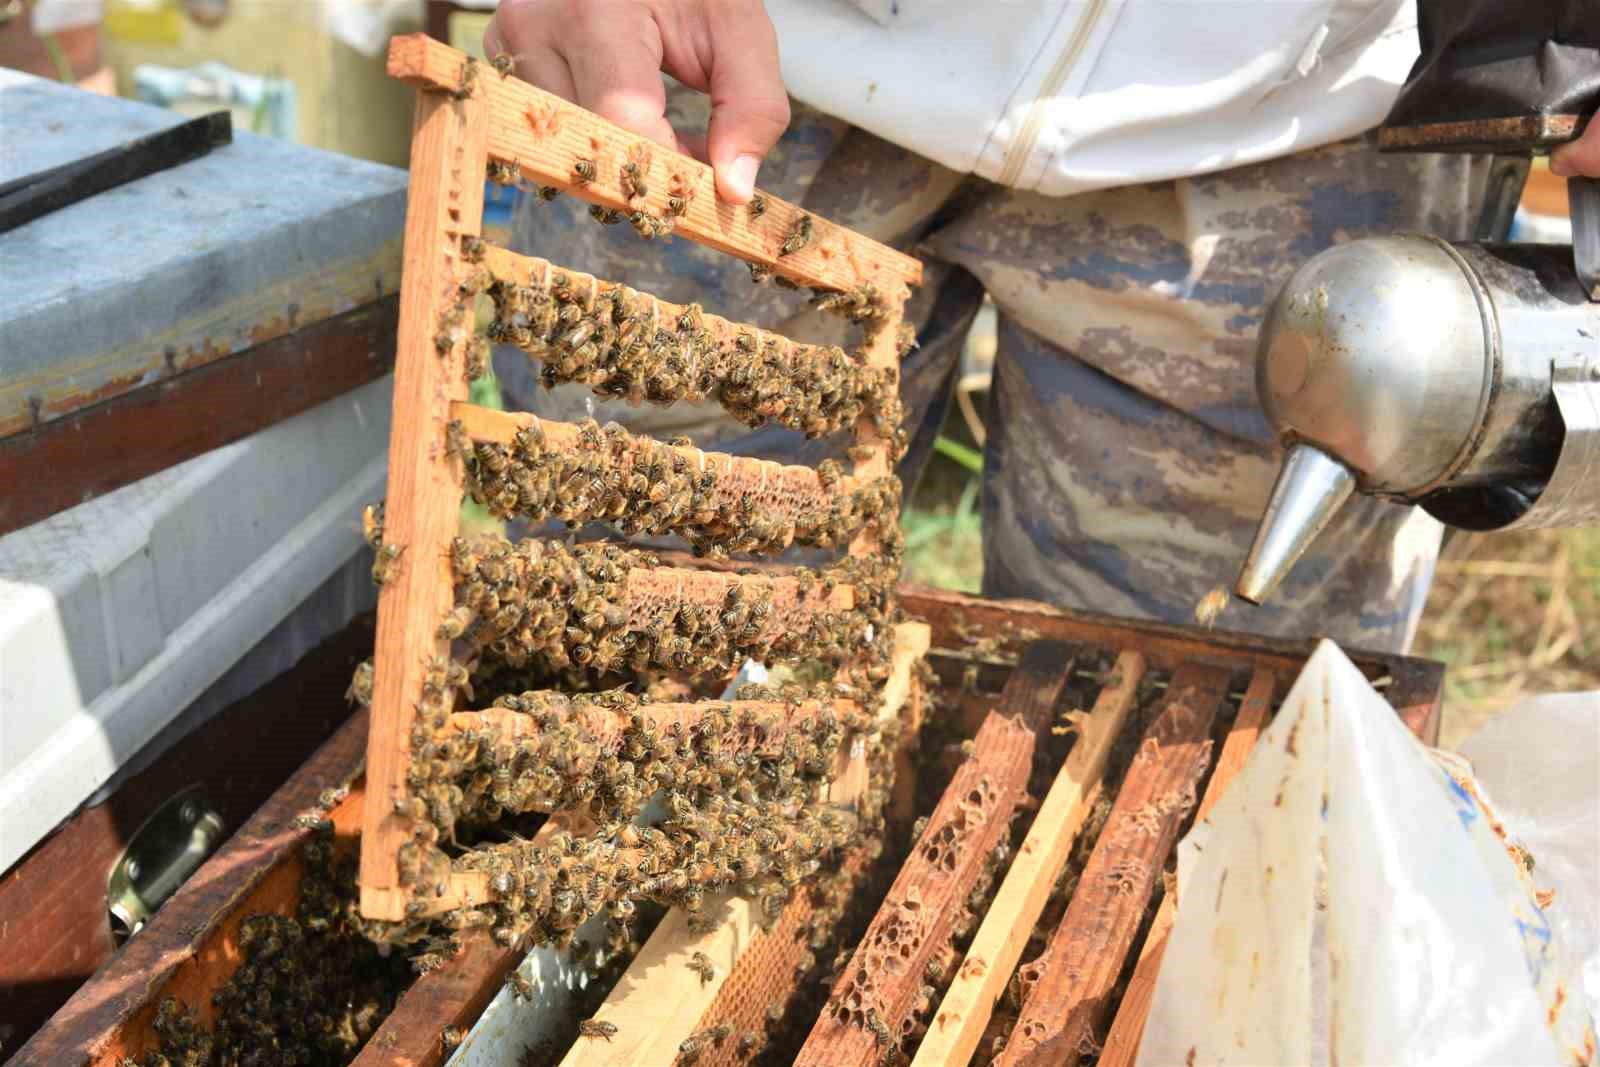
[620,161,647,200]
[779,213,813,257]
[748,262,772,284]
[590,205,625,225]
[441,1025,466,1050]
[487,159,518,185]
[465,336,491,380]
[491,52,515,77]
[666,194,689,217]
[578,1018,618,1041]
[451,58,478,101]
[372,542,405,586]
[686,951,715,985]
[462,235,486,261]
[537,185,561,201]
[344,660,375,706]
[1194,585,1229,628]
[573,158,597,185]
[864,1008,892,1048]
[505,968,537,1002]
[748,194,767,218]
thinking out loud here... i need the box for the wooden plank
[900,584,1444,740]
[993,663,1231,1067]
[621,565,854,631]
[386,33,923,293]
[11,711,370,1066]
[0,615,373,1050]
[1097,668,1276,1067]
[795,641,1076,1067]
[688,847,876,1067]
[910,650,1149,1067]
[847,297,904,560]
[351,810,596,1067]
[832,621,931,807]
[359,84,489,923]
[0,296,396,537]
[556,623,928,1066]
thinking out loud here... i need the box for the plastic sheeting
[1136,641,1596,1066]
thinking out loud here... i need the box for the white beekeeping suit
[766,0,1417,195]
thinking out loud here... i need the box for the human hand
[484,0,790,204]
[1550,118,1600,178]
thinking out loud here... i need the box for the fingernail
[725,154,760,201]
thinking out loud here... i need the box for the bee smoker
[1233,0,1600,604]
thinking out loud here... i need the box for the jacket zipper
[996,0,1112,188]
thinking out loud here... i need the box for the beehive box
[12,586,1441,1066]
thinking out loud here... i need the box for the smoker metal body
[1236,235,1600,603]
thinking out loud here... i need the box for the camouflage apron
[499,92,1493,654]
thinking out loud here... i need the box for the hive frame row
[360,34,925,923]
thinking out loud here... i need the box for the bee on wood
[451,58,478,100]
[620,161,647,200]
[864,1009,893,1048]
[573,158,597,185]
[590,205,625,225]
[779,213,813,257]
[441,1025,466,1050]
[686,951,715,985]
[537,185,561,201]
[487,159,519,185]
[577,1018,618,1041]
[491,52,515,77]
[773,274,800,291]
[748,194,767,218]
[371,542,405,586]
[666,194,689,217]
[465,336,491,381]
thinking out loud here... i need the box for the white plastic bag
[1136,640,1596,1066]
[1457,692,1600,1044]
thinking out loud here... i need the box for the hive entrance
[357,29,927,968]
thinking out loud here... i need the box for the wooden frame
[993,663,1232,1066]
[909,650,1147,1066]
[360,34,925,923]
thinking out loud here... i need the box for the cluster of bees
[125,826,413,1067]
[436,535,864,675]
[473,251,910,456]
[454,414,903,558]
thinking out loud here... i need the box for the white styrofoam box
[0,375,392,873]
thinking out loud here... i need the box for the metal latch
[107,786,225,943]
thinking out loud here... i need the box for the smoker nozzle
[1234,443,1357,605]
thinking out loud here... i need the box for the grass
[1414,527,1600,747]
